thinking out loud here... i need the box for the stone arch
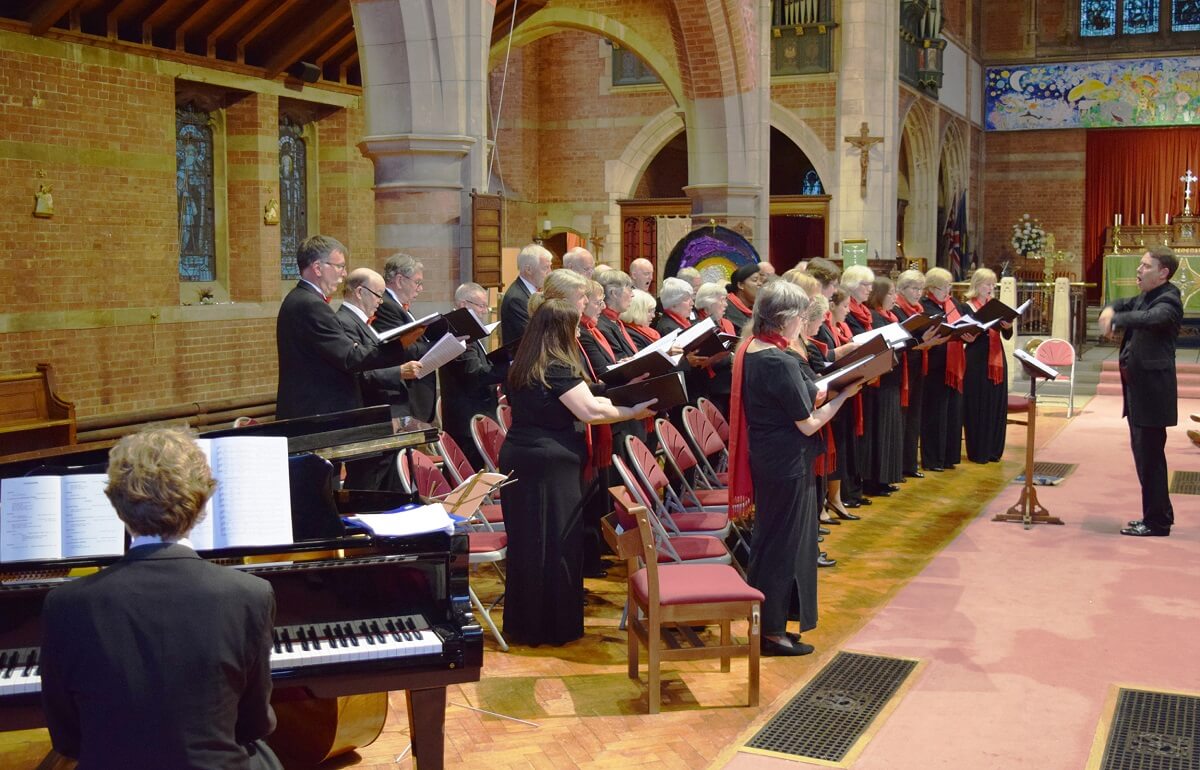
[937,118,968,213]
[489,7,685,107]
[898,100,937,266]
[770,103,834,192]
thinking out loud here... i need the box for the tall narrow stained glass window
[1081,0,1117,35]
[1123,0,1159,32]
[176,104,216,282]
[279,116,307,280]
[1174,0,1200,30]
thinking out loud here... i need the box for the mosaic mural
[984,55,1200,131]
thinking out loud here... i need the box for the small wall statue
[34,184,53,218]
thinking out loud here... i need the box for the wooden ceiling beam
[313,28,355,68]
[174,0,236,49]
[261,3,351,78]
[28,0,84,35]
[234,0,302,62]
[142,0,199,34]
[104,0,154,38]
[206,0,273,56]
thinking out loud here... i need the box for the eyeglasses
[402,275,424,288]
[321,260,347,273]
[464,298,489,312]
[360,285,384,299]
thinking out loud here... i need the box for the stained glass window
[1174,0,1200,30]
[611,45,660,87]
[176,104,216,282]
[1123,0,1159,32]
[1081,0,1117,35]
[279,116,307,280]
[802,170,824,196]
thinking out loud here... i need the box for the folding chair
[680,406,729,488]
[1034,338,1077,417]
[496,402,512,433]
[397,450,509,651]
[437,432,504,527]
[697,397,730,445]
[470,414,506,473]
[653,420,731,510]
[609,462,732,567]
[623,435,733,541]
[615,504,762,714]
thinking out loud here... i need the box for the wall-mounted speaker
[289,62,321,84]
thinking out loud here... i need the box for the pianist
[40,427,282,769]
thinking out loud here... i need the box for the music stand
[993,349,1064,529]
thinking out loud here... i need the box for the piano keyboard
[0,614,443,698]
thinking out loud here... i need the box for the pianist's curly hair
[104,427,217,538]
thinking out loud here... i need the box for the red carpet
[724,394,1200,769]
[1097,361,1200,398]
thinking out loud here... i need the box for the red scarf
[727,292,753,317]
[698,310,736,337]
[602,307,638,352]
[663,309,691,330]
[805,336,837,477]
[874,307,910,406]
[935,293,966,391]
[727,332,791,519]
[848,297,874,330]
[824,316,862,434]
[971,297,1005,385]
[625,321,660,343]
[580,315,616,363]
[574,339,612,474]
[895,295,929,376]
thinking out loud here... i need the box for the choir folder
[606,371,688,412]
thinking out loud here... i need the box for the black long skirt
[747,470,818,636]
[866,382,903,486]
[901,352,925,476]
[963,360,1008,463]
[499,434,586,646]
[921,375,964,470]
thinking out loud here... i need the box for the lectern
[993,349,1064,529]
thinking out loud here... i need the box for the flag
[942,190,967,280]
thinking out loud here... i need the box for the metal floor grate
[742,652,917,763]
[1032,461,1077,478]
[1099,688,1200,769]
[1170,471,1200,496]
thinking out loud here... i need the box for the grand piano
[0,407,483,769]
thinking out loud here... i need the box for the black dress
[901,338,926,477]
[865,309,904,488]
[499,362,588,646]
[725,294,752,336]
[742,347,823,637]
[845,307,875,495]
[919,296,965,470]
[962,313,1011,463]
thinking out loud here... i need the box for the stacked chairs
[609,461,733,567]
[496,402,512,432]
[681,405,729,488]
[470,414,506,473]
[436,432,504,528]
[623,435,732,541]
[655,419,730,508]
[697,397,730,445]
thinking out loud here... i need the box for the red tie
[367,315,376,325]
[323,295,330,303]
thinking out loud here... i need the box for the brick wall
[0,34,372,420]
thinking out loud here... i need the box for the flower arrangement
[1010,214,1046,257]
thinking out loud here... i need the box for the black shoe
[882,483,900,493]
[817,535,824,543]
[924,466,944,472]
[818,526,831,535]
[817,553,836,567]
[865,486,892,497]
[761,637,815,656]
[1127,519,1143,528]
[827,503,860,521]
[1120,522,1169,537]
[856,497,873,506]
[905,471,926,479]
[842,499,861,509]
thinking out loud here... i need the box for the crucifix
[845,121,883,198]
[1182,168,1197,217]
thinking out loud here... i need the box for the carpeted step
[1096,382,1200,399]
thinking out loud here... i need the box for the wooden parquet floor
[1,414,1066,770]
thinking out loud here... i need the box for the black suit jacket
[335,305,410,414]
[499,279,533,347]
[275,282,406,420]
[1111,282,1183,427]
[597,313,638,360]
[41,543,279,769]
[372,293,436,422]
[440,339,507,457]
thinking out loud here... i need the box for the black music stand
[993,349,1064,529]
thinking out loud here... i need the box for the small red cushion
[479,504,504,523]
[630,563,764,606]
[657,535,728,563]
[468,531,507,553]
[668,511,729,533]
[1007,395,1030,413]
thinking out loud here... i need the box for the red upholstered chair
[623,435,732,541]
[437,432,503,528]
[680,406,730,488]
[654,419,730,509]
[496,402,512,433]
[613,503,762,714]
[697,397,730,445]
[1034,338,1077,417]
[470,414,506,473]
[607,465,732,567]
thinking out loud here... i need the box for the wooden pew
[0,364,76,458]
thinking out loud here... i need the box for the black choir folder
[606,372,688,412]
[441,306,500,341]
[969,297,1033,326]
[600,349,676,386]
[812,334,894,394]
[377,312,441,347]
[0,435,294,563]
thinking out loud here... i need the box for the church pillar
[834,0,900,261]
[351,0,493,304]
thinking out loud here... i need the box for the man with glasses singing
[376,253,437,423]
[275,235,411,420]
[440,282,509,468]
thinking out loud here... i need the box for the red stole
[625,322,660,343]
[875,307,910,407]
[936,293,966,391]
[727,292,753,317]
[970,297,1005,385]
[663,309,691,329]
[580,315,616,362]
[824,318,862,434]
[848,298,873,330]
[574,339,612,474]
[727,332,791,519]
[895,295,929,376]
[602,307,638,351]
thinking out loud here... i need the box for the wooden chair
[613,503,762,714]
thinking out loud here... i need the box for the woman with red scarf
[962,268,1012,463]
[863,277,905,495]
[727,281,859,656]
[919,267,974,472]
[694,282,736,416]
[724,263,766,335]
[656,277,716,418]
[894,269,939,479]
[620,289,661,350]
[839,265,876,504]
[822,289,863,519]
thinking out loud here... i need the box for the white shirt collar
[385,286,401,304]
[342,302,379,338]
[299,278,326,299]
[519,275,538,294]
[130,534,196,550]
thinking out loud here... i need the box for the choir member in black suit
[629,257,655,294]
[894,269,935,479]
[1099,247,1184,537]
[724,263,765,335]
[620,290,661,350]
[500,299,656,646]
[726,281,859,656]
[863,276,905,495]
[961,268,1013,464]
[580,279,619,376]
[500,243,552,346]
[375,253,436,423]
[920,267,973,472]
[41,428,281,769]
[840,265,876,503]
[596,270,640,359]
[275,235,409,420]
[440,282,508,469]
[694,282,736,416]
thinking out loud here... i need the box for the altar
[1101,215,1200,312]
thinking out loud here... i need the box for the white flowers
[1010,213,1046,256]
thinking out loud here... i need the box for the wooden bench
[0,363,77,458]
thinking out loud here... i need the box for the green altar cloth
[1103,252,1200,313]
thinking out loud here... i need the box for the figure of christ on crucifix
[1182,169,1197,217]
[845,121,883,198]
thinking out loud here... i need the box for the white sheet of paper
[60,475,124,558]
[417,332,469,377]
[852,322,912,349]
[674,316,716,351]
[1014,348,1058,379]
[206,435,293,548]
[352,503,456,537]
[1,476,64,562]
